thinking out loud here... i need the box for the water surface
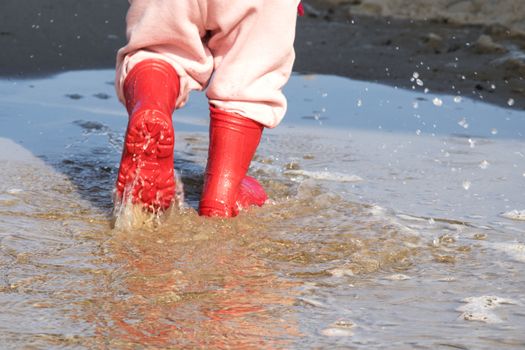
[0,70,524,349]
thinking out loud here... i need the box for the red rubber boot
[199,106,268,217]
[115,59,180,210]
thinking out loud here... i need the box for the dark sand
[1,0,524,110]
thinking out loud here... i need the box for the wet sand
[323,0,525,35]
[1,0,524,111]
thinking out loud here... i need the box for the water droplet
[416,129,421,136]
[412,72,420,79]
[491,128,498,135]
[507,98,515,106]
[424,88,430,94]
[412,101,419,109]
[454,96,462,103]
[416,79,424,86]
[458,118,469,129]
[357,99,362,107]
[462,180,471,190]
[468,138,476,148]
[479,160,489,169]
[433,98,443,107]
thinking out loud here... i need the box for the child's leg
[199,0,299,216]
[115,0,215,109]
[114,0,213,210]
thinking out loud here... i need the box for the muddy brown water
[1,71,524,349]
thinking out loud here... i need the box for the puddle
[1,70,525,349]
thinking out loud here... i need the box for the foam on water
[489,242,525,263]
[283,169,363,183]
[501,209,525,221]
[457,296,519,324]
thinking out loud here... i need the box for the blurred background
[1,0,524,110]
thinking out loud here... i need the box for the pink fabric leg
[115,0,213,110]
[206,0,299,128]
[115,0,299,128]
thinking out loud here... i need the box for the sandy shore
[299,0,525,110]
[1,0,524,110]
[324,0,525,35]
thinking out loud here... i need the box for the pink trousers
[115,0,299,128]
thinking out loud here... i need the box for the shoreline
[1,0,524,111]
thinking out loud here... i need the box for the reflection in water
[84,214,299,349]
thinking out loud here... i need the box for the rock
[446,0,478,14]
[347,0,384,16]
[422,32,445,51]
[472,34,507,54]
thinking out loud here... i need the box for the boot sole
[116,110,175,210]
